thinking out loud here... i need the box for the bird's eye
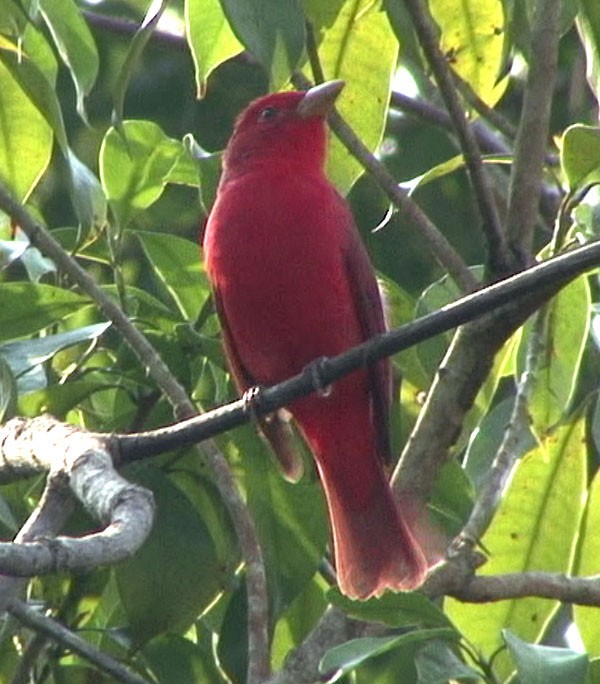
[258,106,278,122]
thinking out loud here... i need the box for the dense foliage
[1,0,600,682]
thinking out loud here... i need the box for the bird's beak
[297,80,345,119]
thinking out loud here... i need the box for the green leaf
[318,0,399,194]
[560,125,600,192]
[463,397,535,490]
[446,417,587,680]
[328,588,454,629]
[39,0,99,121]
[111,0,167,129]
[136,231,211,322]
[227,424,327,616]
[574,469,600,655]
[0,31,67,154]
[504,629,589,684]
[415,640,482,683]
[67,149,108,231]
[516,276,591,435]
[185,0,243,97]
[271,577,328,670]
[0,322,110,392]
[18,379,114,418]
[401,154,513,196]
[142,634,223,684]
[0,37,53,199]
[429,0,506,106]
[99,121,189,227]
[220,0,305,88]
[116,466,224,645]
[319,629,458,680]
[0,283,88,342]
[0,355,17,421]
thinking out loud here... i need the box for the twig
[452,71,518,141]
[459,309,543,545]
[7,599,150,684]
[505,0,562,254]
[391,91,512,156]
[401,0,511,273]
[292,72,478,293]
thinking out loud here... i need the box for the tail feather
[319,459,428,600]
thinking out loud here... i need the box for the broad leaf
[446,417,587,680]
[185,0,242,97]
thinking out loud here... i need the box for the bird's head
[221,80,345,180]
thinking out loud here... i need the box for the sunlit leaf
[446,417,587,680]
[185,0,242,97]
[430,0,506,106]
[317,0,398,194]
[0,283,88,341]
[574,468,600,656]
[560,124,600,191]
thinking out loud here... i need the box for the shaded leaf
[415,640,481,683]
[0,283,88,341]
[319,629,458,681]
[220,0,305,87]
[136,231,211,322]
[328,588,454,630]
[39,0,99,120]
[504,629,588,684]
[116,466,223,645]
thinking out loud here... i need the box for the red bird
[202,81,427,599]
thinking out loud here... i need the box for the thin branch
[401,0,511,273]
[0,184,271,683]
[505,0,562,254]
[7,599,150,684]
[391,91,513,156]
[452,71,518,141]
[292,72,477,293]
[459,309,544,545]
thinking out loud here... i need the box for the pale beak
[296,80,345,118]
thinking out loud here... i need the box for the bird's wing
[342,216,393,465]
[212,287,304,482]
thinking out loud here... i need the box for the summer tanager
[202,80,427,599]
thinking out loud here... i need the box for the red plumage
[202,81,427,599]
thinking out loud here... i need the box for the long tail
[317,454,427,600]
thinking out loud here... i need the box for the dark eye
[258,106,278,122]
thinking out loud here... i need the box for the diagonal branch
[505,0,562,254]
[401,0,511,273]
[0,183,271,684]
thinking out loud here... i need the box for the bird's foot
[242,385,263,420]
